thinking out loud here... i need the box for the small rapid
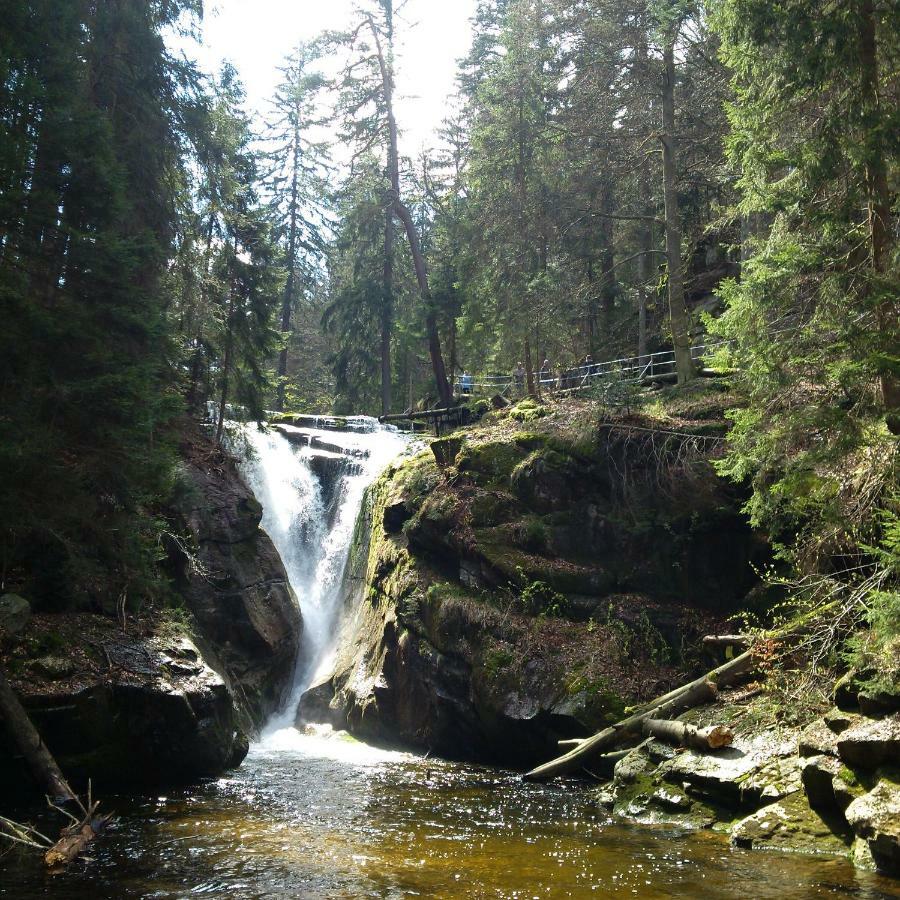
[233,417,409,733]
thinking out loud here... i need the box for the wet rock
[652,786,692,810]
[2,634,247,791]
[844,778,900,874]
[297,678,343,728]
[657,730,799,806]
[383,499,411,534]
[835,669,900,717]
[174,442,303,730]
[730,792,851,856]
[823,707,861,733]
[836,715,900,770]
[614,746,654,784]
[0,594,31,636]
[431,436,464,469]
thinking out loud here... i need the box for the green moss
[456,441,526,482]
[509,399,549,422]
[483,646,515,679]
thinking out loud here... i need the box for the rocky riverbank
[0,427,303,791]
[599,677,900,875]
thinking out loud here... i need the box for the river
[2,725,898,898]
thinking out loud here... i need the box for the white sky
[180,0,477,156]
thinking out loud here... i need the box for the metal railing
[455,340,727,395]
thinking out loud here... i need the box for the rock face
[598,694,900,877]
[0,594,31,636]
[172,433,303,731]
[302,408,754,766]
[0,618,248,793]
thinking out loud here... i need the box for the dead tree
[525,648,754,780]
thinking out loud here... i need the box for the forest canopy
[0,0,897,669]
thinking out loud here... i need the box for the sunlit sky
[178,0,478,155]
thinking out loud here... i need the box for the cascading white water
[234,417,409,735]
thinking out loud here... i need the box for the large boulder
[844,778,900,874]
[836,715,900,770]
[0,594,31,636]
[308,457,712,767]
[173,435,303,731]
[0,627,247,793]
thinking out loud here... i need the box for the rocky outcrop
[596,688,900,877]
[300,405,745,765]
[0,612,248,793]
[0,594,31,636]
[172,432,303,730]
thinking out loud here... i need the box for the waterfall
[234,417,409,734]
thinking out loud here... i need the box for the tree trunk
[642,718,733,752]
[275,119,303,413]
[381,204,394,416]
[524,339,536,398]
[859,0,899,430]
[393,200,453,407]
[525,648,755,780]
[660,36,695,385]
[370,7,452,409]
[638,169,653,363]
[215,285,236,446]
[598,177,617,341]
[0,666,77,803]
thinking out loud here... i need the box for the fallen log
[0,666,76,803]
[0,665,110,868]
[702,634,751,651]
[524,648,754,781]
[642,718,733,751]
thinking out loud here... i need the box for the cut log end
[700,724,734,750]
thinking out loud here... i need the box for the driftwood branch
[524,648,755,781]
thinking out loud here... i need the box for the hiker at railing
[539,359,552,385]
[513,362,526,396]
[460,371,474,395]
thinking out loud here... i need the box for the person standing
[513,362,526,396]
[539,359,551,386]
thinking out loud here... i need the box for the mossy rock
[456,440,527,483]
[474,530,613,595]
[509,399,549,422]
[431,436,465,469]
[469,489,524,527]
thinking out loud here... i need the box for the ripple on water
[2,728,900,899]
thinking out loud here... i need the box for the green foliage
[517,574,568,617]
[708,0,900,597]
[0,0,201,608]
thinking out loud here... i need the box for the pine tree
[0,0,202,606]
[710,0,900,553]
[262,44,329,412]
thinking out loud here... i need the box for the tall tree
[262,44,328,412]
[331,0,453,409]
[710,0,900,548]
[0,0,202,605]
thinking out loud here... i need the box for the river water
[2,726,898,898]
[2,422,898,897]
